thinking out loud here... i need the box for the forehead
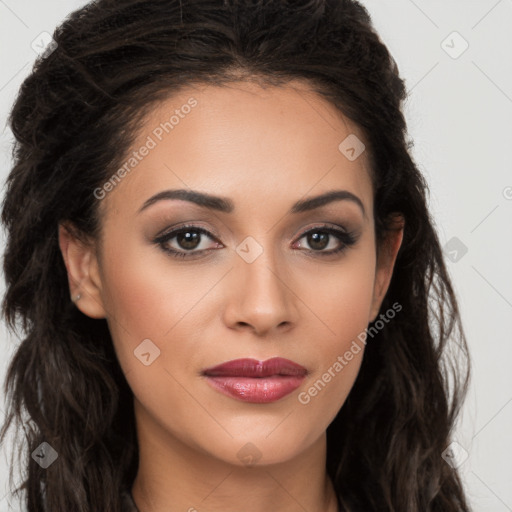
[99,80,373,220]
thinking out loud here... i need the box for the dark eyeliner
[153,223,358,259]
[153,224,220,258]
[294,225,358,257]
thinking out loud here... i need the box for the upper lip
[202,357,308,378]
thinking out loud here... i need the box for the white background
[0,1,511,510]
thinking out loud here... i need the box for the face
[60,80,402,467]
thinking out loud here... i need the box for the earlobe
[369,214,404,323]
[58,223,107,319]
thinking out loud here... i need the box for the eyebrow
[138,188,366,216]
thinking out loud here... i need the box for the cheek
[291,279,371,447]
[302,241,377,340]
[292,245,376,434]
[99,248,216,446]
[98,237,221,374]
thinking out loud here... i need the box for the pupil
[177,231,200,250]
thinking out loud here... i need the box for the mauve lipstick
[202,357,308,403]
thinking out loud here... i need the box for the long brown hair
[1,0,471,510]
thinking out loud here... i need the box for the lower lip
[204,375,305,403]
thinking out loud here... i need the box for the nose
[221,245,299,337]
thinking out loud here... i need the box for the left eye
[295,228,347,252]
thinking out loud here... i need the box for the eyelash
[153,223,358,259]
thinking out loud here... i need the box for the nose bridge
[224,233,297,333]
[240,241,284,299]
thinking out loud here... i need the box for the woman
[0,0,472,510]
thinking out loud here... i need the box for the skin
[59,80,403,512]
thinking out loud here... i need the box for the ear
[369,214,404,323]
[58,223,107,319]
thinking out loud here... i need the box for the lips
[202,357,308,378]
[202,357,308,403]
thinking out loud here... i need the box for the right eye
[153,224,223,259]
